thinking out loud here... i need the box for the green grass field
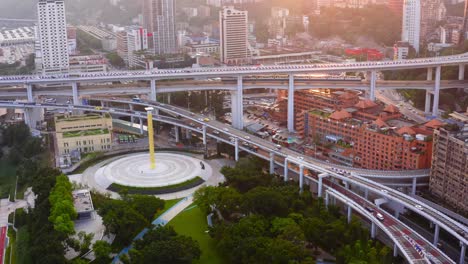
[169,204,224,264]
[0,159,17,199]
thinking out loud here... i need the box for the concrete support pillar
[364,188,368,199]
[371,222,376,239]
[299,165,304,192]
[283,159,288,182]
[433,224,440,246]
[234,138,239,161]
[129,104,134,124]
[139,118,144,135]
[230,76,243,130]
[269,152,275,174]
[427,67,433,81]
[394,210,400,219]
[318,173,328,198]
[393,244,398,257]
[432,66,441,116]
[412,177,417,196]
[23,108,31,127]
[459,64,465,80]
[72,82,80,105]
[167,93,171,104]
[325,191,329,208]
[26,84,33,102]
[287,74,295,132]
[344,181,349,189]
[150,79,157,101]
[370,71,377,101]
[175,126,179,142]
[425,90,431,114]
[460,243,466,264]
[202,125,207,145]
[186,128,191,139]
[100,101,105,107]
[347,205,352,223]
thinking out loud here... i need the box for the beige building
[55,113,113,156]
[429,121,468,214]
[219,6,250,65]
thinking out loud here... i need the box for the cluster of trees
[106,52,126,68]
[48,175,77,236]
[0,54,35,75]
[194,157,394,264]
[95,192,165,248]
[126,225,201,264]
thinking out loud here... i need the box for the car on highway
[189,122,195,127]
[375,213,384,221]
[212,130,220,135]
[244,136,250,140]
[414,204,423,210]
[203,118,210,122]
[95,106,102,110]
[381,189,388,194]
[365,206,374,213]
[197,118,204,122]
[223,128,229,132]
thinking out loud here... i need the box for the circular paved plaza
[94,152,211,188]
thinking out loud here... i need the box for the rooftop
[56,113,111,122]
[63,128,109,138]
[72,189,94,213]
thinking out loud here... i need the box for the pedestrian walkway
[112,196,194,263]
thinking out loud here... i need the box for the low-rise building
[72,189,95,220]
[55,113,113,156]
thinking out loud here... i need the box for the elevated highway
[1,98,466,264]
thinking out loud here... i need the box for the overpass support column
[72,82,80,105]
[411,177,417,196]
[459,64,465,80]
[432,66,441,116]
[202,125,207,145]
[287,74,295,132]
[129,104,134,123]
[175,126,179,143]
[460,242,466,264]
[283,159,288,182]
[269,152,275,174]
[26,84,33,102]
[393,244,398,257]
[318,173,328,198]
[369,71,377,101]
[150,79,157,101]
[427,67,433,81]
[364,188,368,199]
[139,118,144,135]
[433,224,440,246]
[167,93,171,104]
[230,76,244,130]
[299,165,304,192]
[371,222,376,239]
[234,138,239,161]
[347,205,352,223]
[325,191,329,208]
[425,90,431,114]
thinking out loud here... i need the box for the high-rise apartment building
[116,27,148,68]
[402,0,421,53]
[219,6,250,65]
[142,0,177,54]
[36,0,69,74]
[463,0,468,41]
[429,123,468,214]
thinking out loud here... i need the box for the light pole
[145,107,156,169]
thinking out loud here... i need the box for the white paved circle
[95,152,210,187]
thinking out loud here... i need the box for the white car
[212,130,220,135]
[223,128,229,132]
[244,136,250,140]
[414,204,423,210]
[375,213,384,221]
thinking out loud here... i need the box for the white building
[219,6,250,65]
[0,27,35,47]
[126,27,148,68]
[36,0,69,74]
[143,0,177,54]
[402,0,421,53]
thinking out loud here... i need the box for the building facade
[402,0,421,53]
[143,0,177,54]
[219,6,250,65]
[429,124,468,214]
[36,0,69,74]
[55,114,113,156]
[420,0,446,44]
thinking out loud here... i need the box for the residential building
[69,55,108,73]
[67,26,77,55]
[394,41,410,59]
[116,30,128,63]
[402,0,421,53]
[219,6,250,65]
[0,27,35,47]
[296,100,437,170]
[142,0,177,54]
[116,27,148,67]
[55,113,113,156]
[76,25,117,51]
[36,0,70,74]
[429,120,468,214]
[420,0,446,43]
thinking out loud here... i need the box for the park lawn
[0,159,17,199]
[153,198,182,220]
[169,204,223,264]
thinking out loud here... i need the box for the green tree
[93,240,112,264]
[127,194,165,221]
